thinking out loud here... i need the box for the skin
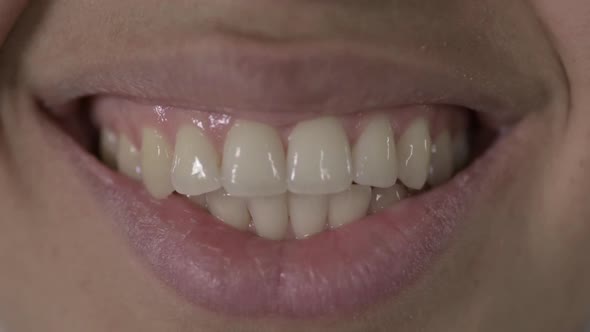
[0,1,589,331]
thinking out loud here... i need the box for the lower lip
[46,111,504,319]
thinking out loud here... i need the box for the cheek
[0,0,28,44]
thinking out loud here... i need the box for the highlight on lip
[94,97,473,240]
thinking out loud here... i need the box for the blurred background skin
[0,1,590,331]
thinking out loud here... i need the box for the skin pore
[0,1,589,331]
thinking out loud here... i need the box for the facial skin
[0,1,589,331]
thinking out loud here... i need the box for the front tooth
[453,131,469,170]
[100,129,118,168]
[287,117,352,195]
[328,185,372,228]
[289,194,328,239]
[117,135,142,180]
[141,128,174,199]
[369,184,408,213]
[397,118,431,189]
[428,131,453,186]
[248,194,289,240]
[206,190,250,231]
[172,126,221,196]
[353,115,397,188]
[222,121,287,197]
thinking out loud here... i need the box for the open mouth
[34,38,532,319]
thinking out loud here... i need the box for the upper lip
[34,34,549,123]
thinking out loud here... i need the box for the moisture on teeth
[141,128,175,199]
[353,114,398,188]
[100,129,118,168]
[289,193,328,239]
[397,118,432,190]
[328,185,372,228]
[428,131,453,186]
[287,117,353,195]
[248,194,289,240]
[172,126,222,196]
[117,135,142,180]
[206,190,251,231]
[222,121,287,197]
[369,184,408,213]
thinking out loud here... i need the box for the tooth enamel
[428,131,453,186]
[222,121,287,197]
[353,115,397,188]
[248,194,289,240]
[369,184,408,213]
[289,193,328,239]
[100,129,118,168]
[397,118,431,190]
[287,117,352,195]
[453,131,469,171]
[172,126,222,196]
[141,128,174,199]
[206,189,251,231]
[189,195,208,208]
[117,135,142,180]
[328,185,372,228]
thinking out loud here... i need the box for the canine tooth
[369,184,408,213]
[428,131,453,186]
[172,126,221,196]
[287,117,352,195]
[453,131,469,170]
[206,190,250,231]
[141,128,174,199]
[222,121,287,197]
[353,115,397,188]
[328,185,372,228]
[189,195,208,208]
[117,135,142,180]
[289,194,328,239]
[397,118,431,189]
[100,129,118,168]
[248,194,289,240]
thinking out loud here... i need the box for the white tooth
[369,184,408,214]
[100,129,118,168]
[397,118,431,190]
[222,121,287,197]
[189,195,208,208]
[353,115,397,188]
[206,189,250,230]
[172,126,221,196]
[428,131,453,186]
[248,194,289,240]
[453,131,469,170]
[289,194,328,239]
[328,185,372,228]
[287,117,352,195]
[141,128,174,199]
[117,135,142,180]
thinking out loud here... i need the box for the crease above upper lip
[33,35,549,123]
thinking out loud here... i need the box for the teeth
[100,129,118,168]
[206,190,251,230]
[353,115,397,188]
[289,193,328,239]
[141,128,174,199]
[328,185,372,228]
[369,184,408,213]
[397,118,431,190]
[172,126,221,196]
[189,195,208,209]
[222,121,287,197]
[248,194,289,240]
[287,117,352,195]
[428,131,453,186]
[453,131,469,170]
[117,135,142,180]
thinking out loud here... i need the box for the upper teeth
[100,114,468,240]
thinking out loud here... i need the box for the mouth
[35,35,538,319]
